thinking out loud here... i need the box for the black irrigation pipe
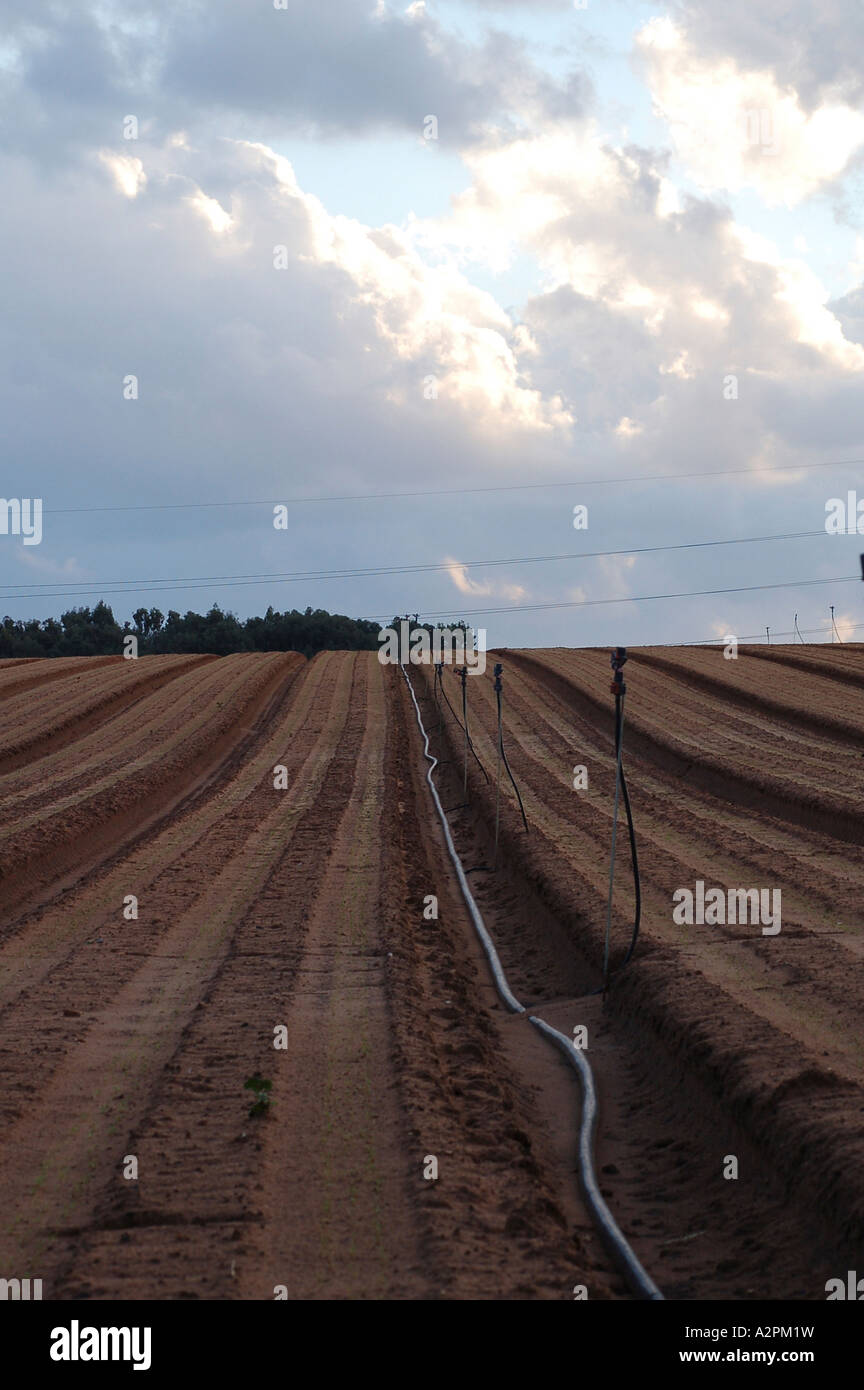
[591,651,643,998]
[493,663,529,838]
[602,654,643,990]
[400,662,663,1302]
[433,662,489,783]
[458,664,470,794]
[617,753,642,971]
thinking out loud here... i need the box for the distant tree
[0,601,381,658]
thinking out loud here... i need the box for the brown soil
[416,645,864,1297]
[0,645,860,1300]
[0,653,599,1300]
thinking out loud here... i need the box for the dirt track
[0,646,861,1299]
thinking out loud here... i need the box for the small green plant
[244,1073,273,1118]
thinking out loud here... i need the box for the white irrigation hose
[528,1016,663,1301]
[400,664,664,1302]
[401,664,524,1015]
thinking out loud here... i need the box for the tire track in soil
[416,654,864,1296]
[4,654,613,1300]
[452,657,864,1079]
[495,652,864,1249]
[0,653,308,953]
[0,656,119,701]
[496,650,864,965]
[492,652,864,1061]
[0,653,272,825]
[0,655,216,774]
[0,653,300,921]
[13,645,856,1299]
[0,653,357,1291]
[0,652,340,1122]
[238,654,425,1299]
[499,649,864,945]
[634,647,864,751]
[54,651,411,1301]
[522,648,864,847]
[738,643,864,690]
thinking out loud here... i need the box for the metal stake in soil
[457,664,469,794]
[434,660,444,737]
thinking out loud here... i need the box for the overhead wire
[0,526,839,601]
[362,574,860,622]
[36,453,864,516]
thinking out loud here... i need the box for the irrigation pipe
[602,693,624,993]
[599,650,642,993]
[528,1015,662,1301]
[617,752,642,970]
[458,665,469,794]
[493,663,529,837]
[400,663,664,1302]
[434,663,490,783]
[403,664,522,1014]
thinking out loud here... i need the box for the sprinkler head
[608,650,630,695]
[610,647,628,693]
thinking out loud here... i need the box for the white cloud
[615,416,643,438]
[832,612,858,642]
[98,151,146,199]
[445,558,526,601]
[660,350,695,379]
[730,224,864,370]
[186,190,233,235]
[4,2,864,649]
[16,553,89,581]
[637,17,864,205]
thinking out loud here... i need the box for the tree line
[0,602,384,658]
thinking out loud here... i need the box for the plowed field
[1,646,862,1300]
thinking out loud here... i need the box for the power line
[363,574,860,623]
[0,526,836,601]
[680,621,863,645]
[38,455,864,517]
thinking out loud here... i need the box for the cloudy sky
[3,0,864,647]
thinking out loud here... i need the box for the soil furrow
[416,651,864,1294]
